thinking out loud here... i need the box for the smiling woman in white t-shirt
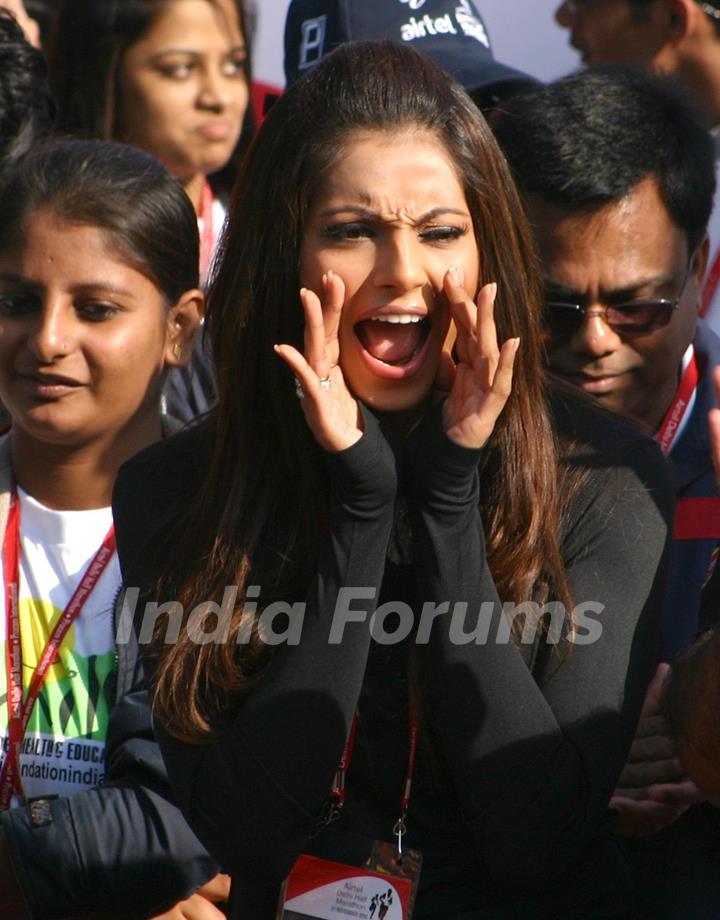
[0,138,229,919]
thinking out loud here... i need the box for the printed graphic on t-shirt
[0,489,119,803]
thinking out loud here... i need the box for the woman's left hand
[441,269,519,449]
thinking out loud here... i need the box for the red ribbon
[0,490,116,809]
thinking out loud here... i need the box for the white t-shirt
[0,487,120,804]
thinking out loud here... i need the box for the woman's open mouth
[354,314,432,378]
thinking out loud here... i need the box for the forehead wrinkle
[321,197,466,227]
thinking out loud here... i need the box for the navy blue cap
[284,0,535,94]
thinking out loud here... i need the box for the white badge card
[277,844,421,920]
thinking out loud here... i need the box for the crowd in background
[1,1,720,918]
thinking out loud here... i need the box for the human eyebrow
[71,282,136,299]
[602,273,680,303]
[416,207,471,223]
[544,272,681,304]
[0,272,37,288]
[542,280,582,302]
[146,49,201,64]
[317,206,470,223]
[148,42,247,61]
[317,207,379,220]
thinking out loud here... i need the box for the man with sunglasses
[495,66,719,918]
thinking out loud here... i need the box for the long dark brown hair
[152,41,573,741]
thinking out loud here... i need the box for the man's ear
[164,289,204,367]
[668,0,693,42]
[694,231,711,299]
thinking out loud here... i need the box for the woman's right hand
[275,271,362,453]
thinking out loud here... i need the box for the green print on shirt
[0,598,116,740]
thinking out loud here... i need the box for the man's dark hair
[627,0,655,19]
[494,66,716,254]
[0,9,55,163]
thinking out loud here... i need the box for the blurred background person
[0,7,54,166]
[495,66,720,919]
[555,0,720,332]
[0,0,39,46]
[556,0,720,99]
[50,0,255,422]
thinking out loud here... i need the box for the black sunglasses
[544,260,694,339]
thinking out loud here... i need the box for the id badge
[277,840,422,920]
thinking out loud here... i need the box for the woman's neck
[10,417,162,511]
[182,173,207,216]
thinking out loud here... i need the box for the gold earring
[172,344,183,360]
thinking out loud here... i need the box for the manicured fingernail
[489,282,498,302]
[327,269,334,283]
[449,266,464,286]
[512,337,520,352]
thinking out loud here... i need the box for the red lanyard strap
[0,489,116,809]
[656,352,699,456]
[329,699,418,855]
[329,714,358,810]
[393,702,418,856]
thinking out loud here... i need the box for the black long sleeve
[115,410,397,888]
[404,401,673,887]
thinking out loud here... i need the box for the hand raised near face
[441,270,519,450]
[609,664,705,837]
[275,271,363,453]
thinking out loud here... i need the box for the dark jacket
[113,393,673,920]
[0,434,216,919]
[663,319,720,658]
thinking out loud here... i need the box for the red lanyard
[701,247,720,318]
[199,179,216,280]
[330,702,419,855]
[0,489,116,809]
[656,351,700,456]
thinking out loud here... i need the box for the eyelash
[320,223,469,243]
[0,293,36,317]
[77,302,121,322]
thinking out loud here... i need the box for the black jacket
[113,393,674,919]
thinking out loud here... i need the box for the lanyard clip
[393,812,407,857]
